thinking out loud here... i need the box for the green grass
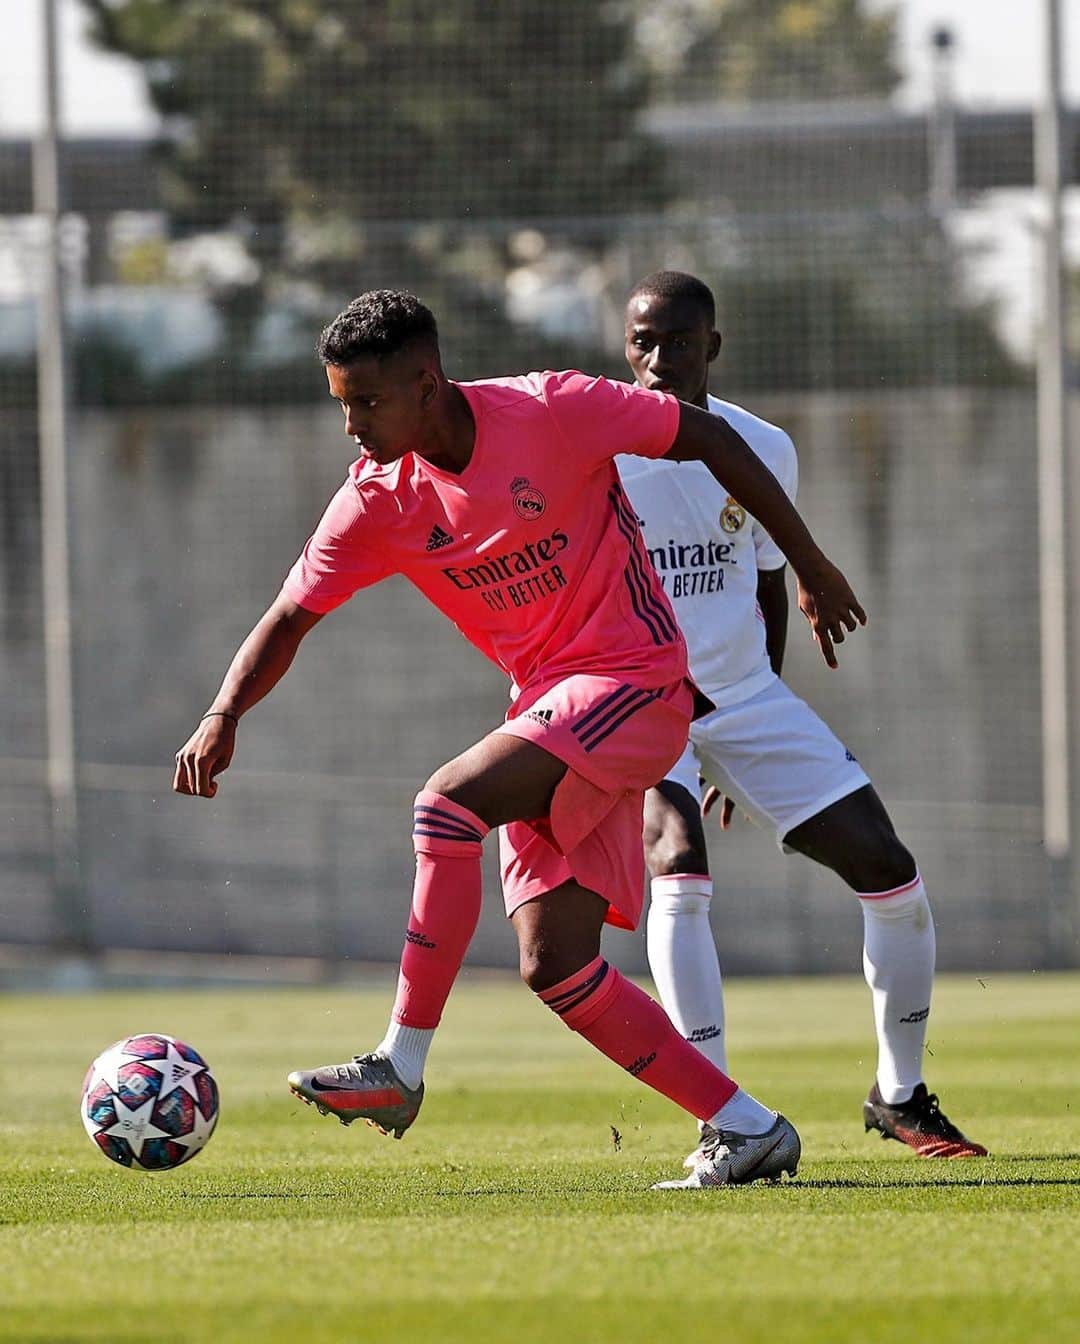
[1,972,1078,1343]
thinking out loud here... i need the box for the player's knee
[644,783,707,878]
[420,766,492,825]
[650,838,709,879]
[518,950,541,991]
[517,937,593,994]
[851,827,917,893]
[643,812,707,877]
[423,764,457,801]
[642,813,665,868]
[518,942,555,993]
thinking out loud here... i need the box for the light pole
[927,25,958,218]
[34,0,85,948]
[1035,0,1075,958]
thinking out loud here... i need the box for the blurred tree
[637,0,899,102]
[633,0,1021,388]
[711,235,1022,390]
[80,0,661,388]
[69,0,1022,399]
[81,1,661,234]
[707,0,899,100]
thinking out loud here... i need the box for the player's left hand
[702,786,737,828]
[795,557,866,669]
[698,784,736,822]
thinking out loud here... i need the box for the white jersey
[617,395,798,710]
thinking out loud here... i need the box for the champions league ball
[80,1033,219,1171]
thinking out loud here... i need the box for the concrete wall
[0,389,1070,974]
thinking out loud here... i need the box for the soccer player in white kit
[617,272,986,1160]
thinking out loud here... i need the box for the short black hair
[317,290,439,365]
[626,271,716,327]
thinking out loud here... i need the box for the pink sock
[390,790,490,1029]
[537,956,737,1120]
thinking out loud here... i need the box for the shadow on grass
[180,1185,536,1199]
[180,1191,340,1200]
[174,1154,1080,1201]
[998,1153,1080,1162]
[800,1155,1080,1190]
[799,1175,1080,1189]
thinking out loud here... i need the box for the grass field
[1,971,1078,1343]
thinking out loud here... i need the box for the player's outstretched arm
[173,592,324,798]
[665,402,866,667]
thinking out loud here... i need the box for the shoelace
[332,1054,379,1082]
[699,1125,736,1161]
[915,1092,964,1139]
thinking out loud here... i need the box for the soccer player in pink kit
[173,290,864,1188]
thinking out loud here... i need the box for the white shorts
[665,677,870,846]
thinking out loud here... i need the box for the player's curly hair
[627,271,716,327]
[317,290,439,365]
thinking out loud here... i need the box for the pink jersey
[284,371,687,696]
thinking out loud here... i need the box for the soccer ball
[80,1033,219,1171]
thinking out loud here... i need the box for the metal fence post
[34,0,86,949]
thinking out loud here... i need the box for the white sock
[709,1087,775,1136]
[859,875,935,1105]
[376,1022,434,1091]
[646,874,728,1074]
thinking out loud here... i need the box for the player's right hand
[173,716,236,798]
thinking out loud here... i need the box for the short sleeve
[543,371,681,473]
[283,479,395,613]
[752,431,799,571]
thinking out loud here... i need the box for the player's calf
[287,787,489,1137]
[529,933,795,1188]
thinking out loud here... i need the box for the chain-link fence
[1,1,1077,976]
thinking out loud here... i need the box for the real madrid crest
[511,475,546,520]
[720,496,746,534]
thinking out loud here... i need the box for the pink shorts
[496,675,694,930]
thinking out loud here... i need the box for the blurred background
[2,0,1079,985]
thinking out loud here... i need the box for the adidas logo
[425,525,454,552]
[524,708,553,727]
